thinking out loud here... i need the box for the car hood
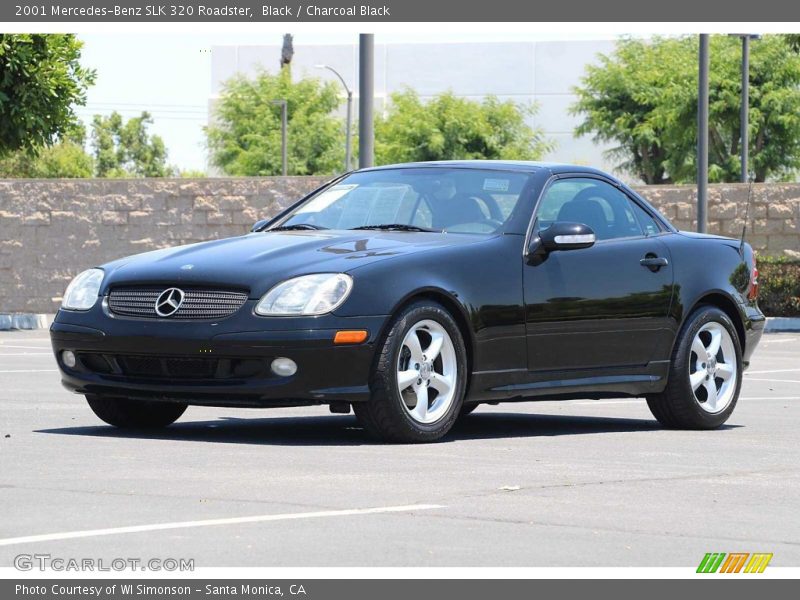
[100,230,482,297]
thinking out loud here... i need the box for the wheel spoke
[429,372,452,395]
[716,362,735,381]
[404,331,424,362]
[689,320,737,415]
[425,331,445,361]
[690,370,706,391]
[397,369,418,390]
[691,336,707,360]
[704,379,718,409]
[411,385,429,421]
[707,328,722,358]
[397,318,458,425]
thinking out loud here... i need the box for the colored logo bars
[697,552,773,573]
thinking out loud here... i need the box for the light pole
[729,34,760,182]
[316,64,353,172]
[271,99,288,176]
[359,34,375,169]
[697,34,709,233]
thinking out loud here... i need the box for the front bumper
[50,300,388,407]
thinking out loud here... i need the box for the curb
[0,314,53,331]
[764,317,800,333]
[2,314,800,332]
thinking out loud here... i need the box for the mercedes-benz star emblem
[155,288,185,317]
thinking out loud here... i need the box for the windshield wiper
[350,224,441,233]
[267,223,328,231]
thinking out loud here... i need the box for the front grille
[77,352,268,380]
[108,287,248,320]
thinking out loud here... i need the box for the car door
[523,176,675,373]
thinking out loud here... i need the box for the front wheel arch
[378,289,475,392]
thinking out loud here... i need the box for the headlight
[62,268,104,311]
[255,273,353,316]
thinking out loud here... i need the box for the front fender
[334,234,528,373]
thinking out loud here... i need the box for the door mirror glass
[539,222,596,251]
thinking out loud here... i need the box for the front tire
[86,395,187,429]
[354,301,468,443]
[460,403,480,416]
[646,306,742,429]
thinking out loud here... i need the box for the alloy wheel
[396,319,458,424]
[689,321,737,414]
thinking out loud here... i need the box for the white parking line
[0,369,58,373]
[763,337,798,344]
[746,368,800,374]
[0,344,52,350]
[751,351,800,358]
[0,504,444,547]
[0,352,52,356]
[745,378,800,384]
[568,397,795,405]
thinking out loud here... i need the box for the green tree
[179,169,207,178]
[375,90,553,165]
[0,124,93,178]
[0,34,95,156]
[206,69,344,176]
[32,140,94,178]
[572,35,800,183]
[786,34,800,52]
[91,111,172,177]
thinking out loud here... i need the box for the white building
[210,40,620,176]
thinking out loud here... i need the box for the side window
[535,178,645,241]
[629,200,661,236]
[534,180,596,231]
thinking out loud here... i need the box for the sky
[77,31,619,173]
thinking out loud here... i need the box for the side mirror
[539,221,596,252]
[251,219,270,232]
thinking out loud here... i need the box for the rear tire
[85,395,187,429]
[646,306,742,429]
[353,300,467,443]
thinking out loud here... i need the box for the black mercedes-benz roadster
[51,161,764,442]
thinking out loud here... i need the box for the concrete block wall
[635,183,800,257]
[0,177,326,314]
[1,178,798,314]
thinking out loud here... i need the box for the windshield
[275,168,533,234]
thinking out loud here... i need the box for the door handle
[640,256,668,271]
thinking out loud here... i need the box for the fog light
[62,350,77,369]
[271,357,297,377]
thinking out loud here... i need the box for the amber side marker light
[334,330,369,344]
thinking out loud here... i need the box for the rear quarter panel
[662,231,763,362]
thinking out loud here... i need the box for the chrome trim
[108,287,248,320]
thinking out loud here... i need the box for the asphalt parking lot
[0,329,798,568]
